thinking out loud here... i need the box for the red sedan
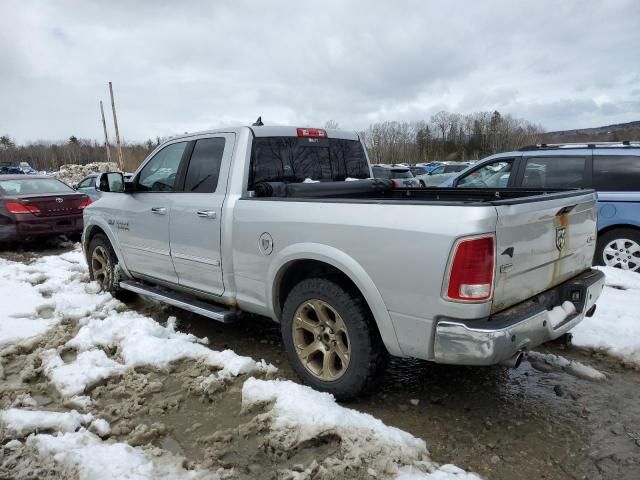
[0,175,92,242]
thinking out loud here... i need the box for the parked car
[428,162,472,175]
[83,125,603,399]
[444,142,640,272]
[19,162,38,175]
[414,162,472,187]
[0,175,92,242]
[74,173,133,200]
[409,165,431,176]
[371,164,420,187]
[0,166,24,175]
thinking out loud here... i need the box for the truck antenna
[252,116,264,126]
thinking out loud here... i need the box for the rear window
[391,169,412,178]
[0,178,74,195]
[250,137,369,187]
[593,155,640,191]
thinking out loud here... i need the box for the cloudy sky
[1,0,639,144]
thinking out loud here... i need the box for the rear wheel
[281,278,386,400]
[88,234,133,299]
[595,228,640,272]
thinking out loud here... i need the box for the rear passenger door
[516,155,591,189]
[170,134,235,295]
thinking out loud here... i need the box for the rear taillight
[297,128,327,138]
[5,202,40,214]
[78,198,93,209]
[445,235,495,302]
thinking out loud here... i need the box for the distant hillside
[542,120,640,143]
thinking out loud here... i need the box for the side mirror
[98,172,125,193]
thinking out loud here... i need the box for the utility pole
[99,101,112,163]
[108,81,124,170]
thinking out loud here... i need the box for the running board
[119,280,236,323]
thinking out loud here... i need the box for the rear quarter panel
[596,192,640,230]
[231,199,498,360]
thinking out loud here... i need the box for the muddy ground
[1,241,639,479]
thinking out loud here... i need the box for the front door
[170,134,235,295]
[118,141,188,284]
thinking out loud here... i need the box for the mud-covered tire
[594,228,640,273]
[87,234,133,300]
[281,277,386,400]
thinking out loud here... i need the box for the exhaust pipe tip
[500,351,524,369]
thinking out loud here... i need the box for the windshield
[457,160,513,188]
[250,137,370,186]
[0,178,75,195]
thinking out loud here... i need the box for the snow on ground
[0,246,274,398]
[242,378,481,479]
[0,246,483,479]
[27,429,221,480]
[0,409,219,480]
[0,248,114,350]
[41,349,128,398]
[1,408,94,436]
[2,245,639,478]
[572,266,640,366]
[527,351,607,381]
[0,258,60,347]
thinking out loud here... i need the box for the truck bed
[251,179,591,206]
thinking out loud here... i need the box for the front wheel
[281,278,386,400]
[87,234,132,299]
[595,228,640,272]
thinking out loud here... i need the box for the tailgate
[492,190,597,313]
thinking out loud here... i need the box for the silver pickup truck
[83,125,605,399]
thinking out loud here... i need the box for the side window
[522,157,586,189]
[184,137,226,193]
[430,166,445,175]
[457,160,513,188]
[77,177,95,188]
[593,155,640,191]
[137,142,187,192]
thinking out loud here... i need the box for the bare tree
[324,120,339,130]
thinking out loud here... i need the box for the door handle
[151,207,167,215]
[196,210,217,219]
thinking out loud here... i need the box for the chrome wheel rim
[292,299,351,381]
[91,246,112,289]
[603,238,640,272]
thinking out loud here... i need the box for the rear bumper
[433,268,605,365]
[3,214,84,240]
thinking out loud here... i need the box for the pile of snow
[1,409,217,480]
[0,246,273,398]
[53,162,119,186]
[572,266,640,366]
[242,378,481,479]
[41,349,128,398]
[1,408,94,436]
[0,249,106,350]
[43,311,274,398]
